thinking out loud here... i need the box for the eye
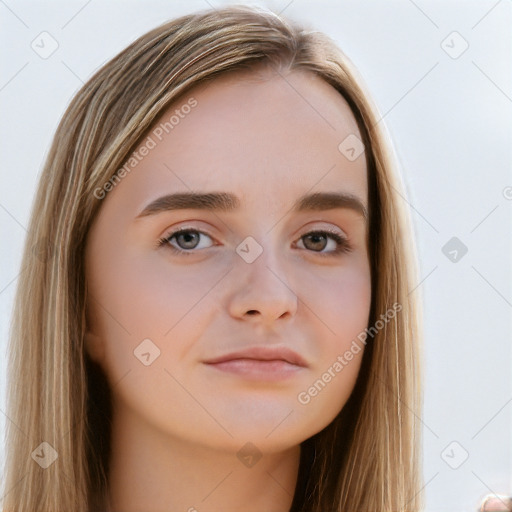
[157,228,215,256]
[157,227,352,257]
[296,230,352,256]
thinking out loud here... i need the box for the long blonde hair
[2,5,423,511]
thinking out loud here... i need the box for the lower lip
[204,359,304,381]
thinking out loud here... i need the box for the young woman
[2,5,424,511]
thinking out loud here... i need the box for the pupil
[179,232,199,249]
[307,234,326,251]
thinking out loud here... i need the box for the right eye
[157,228,216,255]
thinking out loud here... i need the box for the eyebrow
[135,191,368,221]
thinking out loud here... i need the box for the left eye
[295,230,352,256]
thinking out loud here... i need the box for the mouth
[203,346,308,381]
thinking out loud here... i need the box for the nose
[227,238,299,324]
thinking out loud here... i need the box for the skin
[84,65,371,512]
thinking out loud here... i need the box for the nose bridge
[228,231,298,320]
[237,231,283,284]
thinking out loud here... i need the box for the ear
[84,330,105,364]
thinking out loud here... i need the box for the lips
[203,345,308,367]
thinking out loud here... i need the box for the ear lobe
[84,331,105,364]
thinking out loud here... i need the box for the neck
[104,399,301,512]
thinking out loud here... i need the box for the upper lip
[203,346,308,367]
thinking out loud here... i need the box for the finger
[480,495,512,512]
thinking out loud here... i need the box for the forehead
[108,67,368,213]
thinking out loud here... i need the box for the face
[85,66,371,453]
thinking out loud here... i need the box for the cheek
[301,257,372,347]
[326,268,371,328]
[320,262,371,379]
[89,249,224,377]
[291,261,371,424]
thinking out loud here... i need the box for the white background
[0,1,511,511]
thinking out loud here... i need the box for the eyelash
[157,228,352,257]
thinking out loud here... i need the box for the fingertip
[480,495,512,512]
